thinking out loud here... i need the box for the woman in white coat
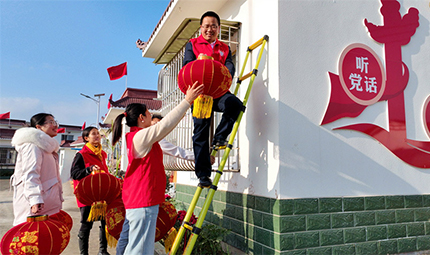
[11,113,63,226]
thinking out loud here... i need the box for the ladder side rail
[233,50,251,95]
[169,187,204,255]
[242,39,267,106]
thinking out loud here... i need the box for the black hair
[30,113,54,128]
[112,103,147,146]
[200,11,220,26]
[151,114,163,120]
[82,126,98,143]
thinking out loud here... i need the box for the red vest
[73,144,109,208]
[122,126,165,209]
[190,35,230,64]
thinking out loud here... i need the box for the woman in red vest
[111,82,203,255]
[70,127,110,255]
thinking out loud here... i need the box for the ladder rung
[183,223,193,231]
[239,71,253,81]
[248,37,265,51]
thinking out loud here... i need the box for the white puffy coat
[11,127,63,225]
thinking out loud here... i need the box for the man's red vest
[190,35,230,64]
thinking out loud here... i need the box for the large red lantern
[50,210,73,231]
[1,215,70,255]
[178,55,232,118]
[105,197,125,248]
[74,170,121,221]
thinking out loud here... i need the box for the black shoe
[199,176,212,188]
[213,139,228,150]
[98,251,110,255]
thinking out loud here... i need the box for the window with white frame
[158,21,241,172]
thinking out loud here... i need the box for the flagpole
[126,75,128,89]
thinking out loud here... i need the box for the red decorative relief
[321,0,430,168]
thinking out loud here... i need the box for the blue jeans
[116,217,129,255]
[123,206,159,255]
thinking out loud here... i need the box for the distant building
[103,87,162,174]
[0,118,82,180]
[0,119,27,178]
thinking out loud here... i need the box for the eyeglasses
[44,120,59,126]
[201,24,218,30]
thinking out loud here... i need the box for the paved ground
[0,179,166,255]
[4,178,429,255]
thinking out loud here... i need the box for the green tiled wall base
[176,184,430,255]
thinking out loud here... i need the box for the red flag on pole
[108,94,113,109]
[107,62,127,80]
[57,128,65,133]
[0,112,10,120]
[81,122,86,130]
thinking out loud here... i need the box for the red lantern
[156,201,178,253]
[105,197,125,247]
[74,170,121,221]
[178,56,232,99]
[178,55,232,119]
[1,215,70,255]
[50,210,73,231]
[155,201,178,242]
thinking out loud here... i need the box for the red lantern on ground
[50,210,73,231]
[105,197,125,248]
[156,201,178,253]
[74,170,121,221]
[1,215,70,255]
[178,55,232,118]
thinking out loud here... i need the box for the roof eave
[141,0,229,61]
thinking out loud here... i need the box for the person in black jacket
[70,127,110,255]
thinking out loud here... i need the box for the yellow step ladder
[170,35,269,255]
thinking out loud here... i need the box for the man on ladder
[183,11,243,188]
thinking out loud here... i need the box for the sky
[0,0,170,126]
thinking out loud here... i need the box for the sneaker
[199,176,212,188]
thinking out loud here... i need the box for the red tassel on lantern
[50,210,73,231]
[74,170,121,221]
[1,215,70,255]
[178,55,232,119]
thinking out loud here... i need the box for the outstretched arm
[133,82,204,157]
[159,139,194,161]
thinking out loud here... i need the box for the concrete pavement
[0,179,166,255]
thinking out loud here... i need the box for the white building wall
[277,0,430,198]
[59,148,79,183]
[177,0,430,200]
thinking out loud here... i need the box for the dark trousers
[78,206,108,253]
[193,91,243,178]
